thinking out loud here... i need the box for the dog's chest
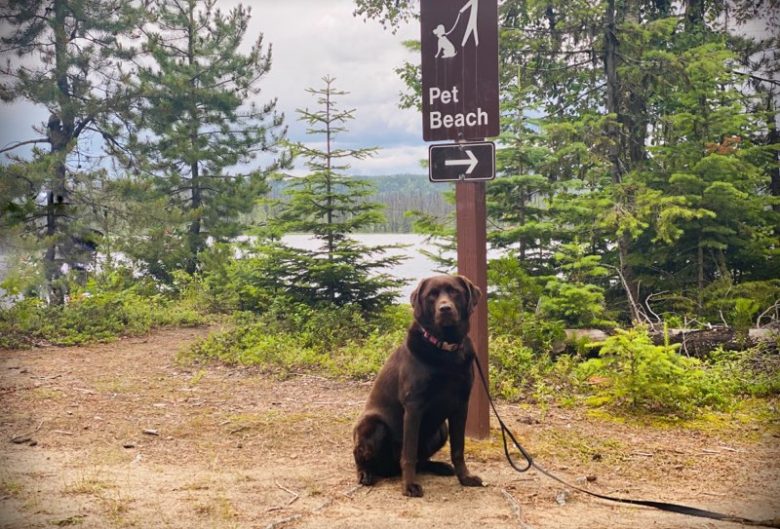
[418,365,472,412]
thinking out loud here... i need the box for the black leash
[472,355,780,528]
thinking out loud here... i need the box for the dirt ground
[1,326,778,529]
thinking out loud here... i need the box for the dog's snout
[437,300,454,313]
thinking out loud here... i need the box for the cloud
[0,0,426,175]
[254,0,423,162]
[353,145,428,175]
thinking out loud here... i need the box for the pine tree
[0,0,140,303]
[270,76,404,312]
[127,0,288,278]
[356,0,778,324]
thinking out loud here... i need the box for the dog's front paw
[403,482,424,497]
[458,474,483,487]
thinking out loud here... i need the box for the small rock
[586,475,597,482]
[555,490,570,506]
[142,429,159,436]
[122,442,135,449]
[10,436,31,444]
[28,440,38,447]
[591,453,603,462]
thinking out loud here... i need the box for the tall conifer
[127,0,287,278]
[271,76,404,312]
[0,0,139,303]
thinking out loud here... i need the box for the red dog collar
[420,326,462,352]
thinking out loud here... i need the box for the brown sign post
[420,0,499,439]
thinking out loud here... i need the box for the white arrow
[444,149,478,174]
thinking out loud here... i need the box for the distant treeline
[261,174,453,233]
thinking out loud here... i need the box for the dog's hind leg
[353,414,398,485]
[417,423,455,476]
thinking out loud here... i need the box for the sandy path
[1,327,778,528]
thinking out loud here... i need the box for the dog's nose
[439,302,453,313]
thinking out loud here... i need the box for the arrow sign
[444,149,478,174]
[429,141,495,182]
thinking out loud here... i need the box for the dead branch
[275,481,300,506]
[756,300,780,328]
[263,514,302,529]
[604,264,655,329]
[644,290,667,326]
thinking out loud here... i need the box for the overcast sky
[0,0,424,176]
[258,0,422,175]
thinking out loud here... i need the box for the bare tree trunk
[604,0,641,323]
[185,3,202,275]
[697,241,705,309]
[768,96,780,222]
[44,0,75,305]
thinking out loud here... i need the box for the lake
[0,233,501,303]
[283,233,450,300]
[283,233,504,300]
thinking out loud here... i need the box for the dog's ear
[456,275,481,314]
[410,277,429,319]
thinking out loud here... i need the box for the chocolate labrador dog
[352,274,483,497]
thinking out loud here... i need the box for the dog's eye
[428,288,439,298]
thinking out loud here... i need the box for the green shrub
[332,327,406,379]
[184,302,409,379]
[488,333,578,402]
[0,268,205,349]
[705,346,780,400]
[489,335,538,401]
[0,298,47,349]
[188,323,331,373]
[703,279,780,327]
[575,327,727,415]
[540,280,615,328]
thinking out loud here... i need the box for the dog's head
[410,275,481,337]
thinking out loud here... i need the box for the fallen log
[650,326,778,357]
[552,326,778,358]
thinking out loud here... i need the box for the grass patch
[100,490,131,527]
[51,515,86,527]
[0,478,24,496]
[64,476,113,495]
[532,429,627,464]
[585,398,779,442]
[31,387,65,401]
[181,303,407,380]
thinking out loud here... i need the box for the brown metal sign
[420,0,499,142]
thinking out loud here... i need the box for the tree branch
[729,70,780,86]
[0,138,49,154]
